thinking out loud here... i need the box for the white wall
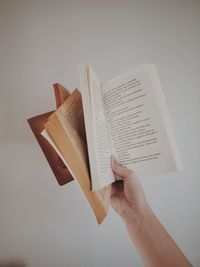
[0,0,199,266]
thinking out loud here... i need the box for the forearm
[123,205,192,267]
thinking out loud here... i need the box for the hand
[110,157,193,267]
[110,156,149,221]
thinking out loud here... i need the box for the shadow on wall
[0,261,26,267]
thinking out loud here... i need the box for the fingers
[111,155,133,179]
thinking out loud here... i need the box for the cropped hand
[110,156,148,221]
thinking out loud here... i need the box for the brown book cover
[27,84,73,185]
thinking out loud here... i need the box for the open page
[79,65,115,191]
[44,89,111,224]
[102,64,182,177]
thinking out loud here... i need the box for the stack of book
[28,64,182,224]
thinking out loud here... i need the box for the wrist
[122,203,152,228]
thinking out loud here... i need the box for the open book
[28,64,182,224]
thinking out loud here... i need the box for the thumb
[111,156,133,179]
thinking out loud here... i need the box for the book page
[44,89,111,224]
[79,65,115,191]
[102,64,182,177]
[149,65,183,170]
[89,66,115,190]
[79,65,100,190]
[41,129,75,178]
[56,89,89,169]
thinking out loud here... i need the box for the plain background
[0,0,199,266]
